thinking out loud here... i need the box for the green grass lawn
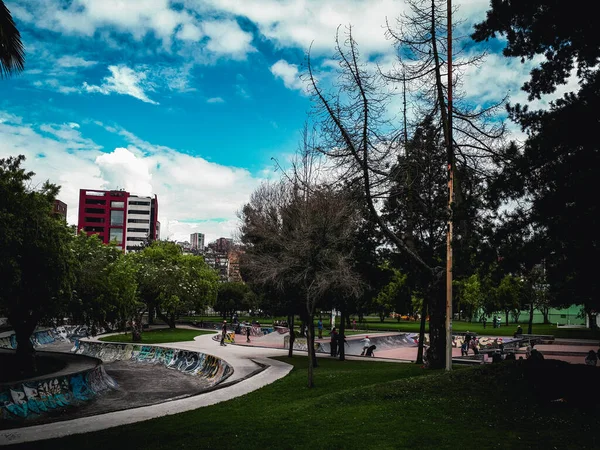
[15,357,600,450]
[98,328,214,344]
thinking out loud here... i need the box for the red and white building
[77,189,159,252]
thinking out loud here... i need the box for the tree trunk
[148,305,155,325]
[416,301,427,364]
[505,310,509,327]
[310,320,318,368]
[427,275,446,369]
[306,313,315,388]
[13,319,37,375]
[288,314,295,357]
[542,307,550,324]
[527,302,534,334]
[339,309,346,361]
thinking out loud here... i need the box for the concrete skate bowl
[0,341,233,429]
[0,350,116,428]
[287,333,419,356]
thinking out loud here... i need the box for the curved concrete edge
[73,340,233,388]
[0,357,292,446]
[0,352,117,423]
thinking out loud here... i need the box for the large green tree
[0,156,74,373]
[474,0,600,325]
[133,241,218,330]
[70,232,140,333]
[214,282,250,319]
[240,181,362,387]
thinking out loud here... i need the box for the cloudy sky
[0,0,574,243]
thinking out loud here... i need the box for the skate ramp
[73,341,233,387]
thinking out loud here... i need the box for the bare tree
[306,1,508,369]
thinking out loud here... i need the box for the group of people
[460,333,480,356]
[328,327,348,356]
[220,320,252,345]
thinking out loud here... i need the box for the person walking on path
[360,336,372,356]
[246,325,251,343]
[220,320,227,346]
[317,319,323,339]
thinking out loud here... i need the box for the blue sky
[0,0,575,243]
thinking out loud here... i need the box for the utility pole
[445,0,454,371]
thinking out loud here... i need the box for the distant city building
[203,250,229,282]
[227,249,244,283]
[53,199,67,220]
[190,232,205,251]
[208,237,234,254]
[77,189,158,252]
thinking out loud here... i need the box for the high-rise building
[208,237,234,253]
[77,189,158,252]
[53,199,67,220]
[190,232,205,251]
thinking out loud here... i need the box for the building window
[129,201,151,206]
[110,210,124,226]
[85,199,106,205]
[127,236,146,242]
[128,209,150,215]
[111,201,125,208]
[128,218,150,224]
[127,228,148,233]
[86,217,105,223]
[85,207,104,214]
[126,245,142,251]
[109,228,123,244]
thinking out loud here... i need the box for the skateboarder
[220,320,227,346]
[360,336,371,356]
[246,325,251,343]
[365,344,376,357]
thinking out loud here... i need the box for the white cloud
[14,0,256,59]
[96,148,154,196]
[0,110,265,243]
[83,65,158,104]
[56,55,97,68]
[207,97,225,103]
[201,20,256,60]
[270,59,307,93]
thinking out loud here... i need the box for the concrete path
[0,332,293,446]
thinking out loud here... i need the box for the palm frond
[0,0,25,78]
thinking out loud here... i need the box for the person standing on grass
[330,327,338,356]
[360,336,371,356]
[220,320,227,346]
[246,325,251,343]
[482,316,487,329]
[352,319,357,330]
[317,319,323,339]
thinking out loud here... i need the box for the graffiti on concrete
[0,326,105,351]
[451,335,518,350]
[211,332,236,344]
[74,341,233,386]
[0,365,117,420]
